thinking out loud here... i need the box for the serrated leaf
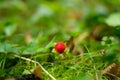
[0,42,19,53]
[105,13,120,27]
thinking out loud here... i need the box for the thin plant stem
[14,54,57,80]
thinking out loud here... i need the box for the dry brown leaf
[102,63,120,80]
[92,24,105,41]
[74,31,89,44]
[71,32,89,55]
[66,36,74,52]
[33,65,43,80]
[25,31,32,44]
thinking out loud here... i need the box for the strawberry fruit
[54,42,66,53]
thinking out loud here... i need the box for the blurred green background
[0,0,120,45]
[0,0,120,80]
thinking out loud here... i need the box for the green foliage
[105,13,120,27]
[0,42,18,53]
[101,36,118,47]
[0,0,120,80]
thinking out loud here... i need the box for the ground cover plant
[0,0,120,80]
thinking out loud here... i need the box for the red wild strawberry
[54,42,66,53]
